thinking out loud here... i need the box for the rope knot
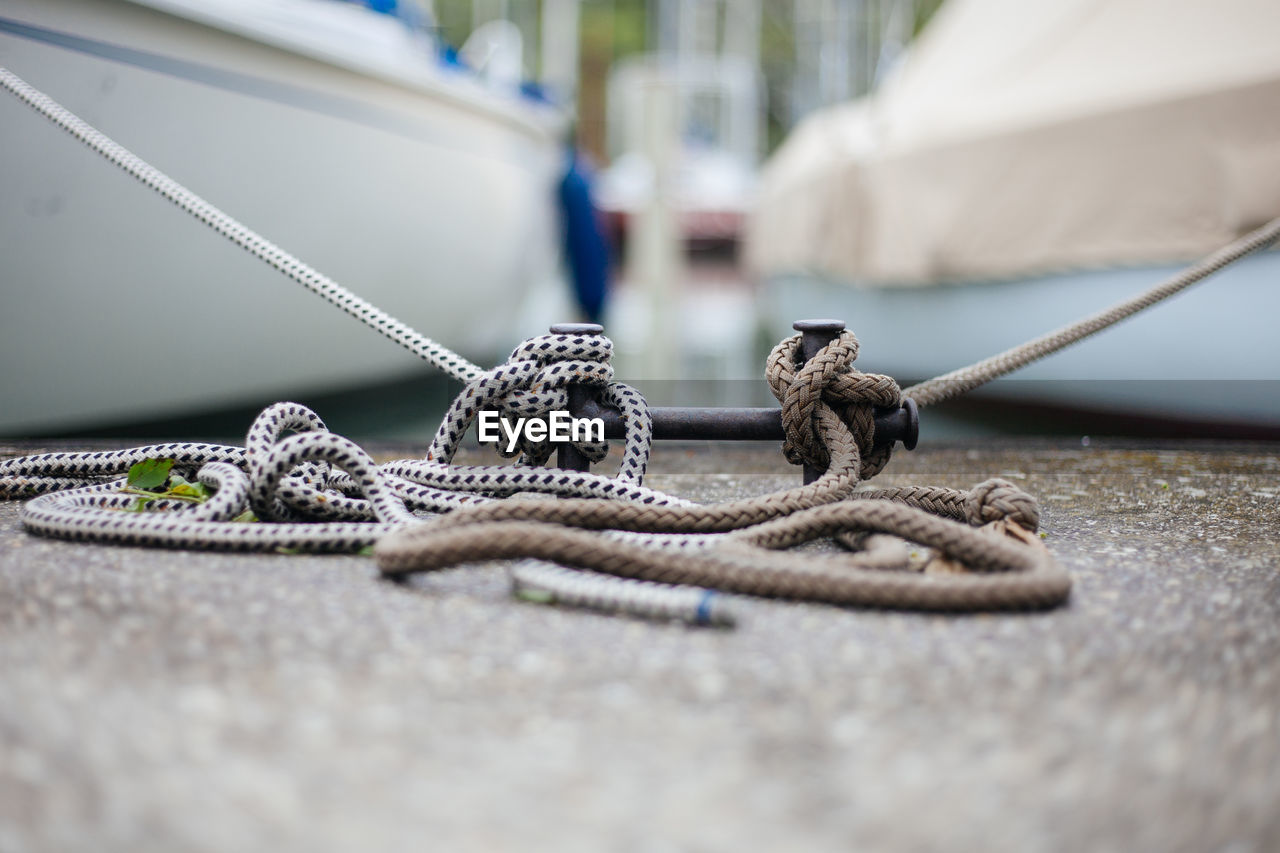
[765,331,901,480]
[965,478,1040,531]
[426,329,662,483]
[485,331,614,465]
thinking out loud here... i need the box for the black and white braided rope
[427,331,655,484]
[3,327,681,553]
[0,67,717,619]
[511,561,736,627]
[15,413,404,553]
[0,66,484,383]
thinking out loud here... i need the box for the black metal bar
[794,318,847,362]
[556,384,596,472]
[546,319,919,479]
[793,319,847,484]
[550,323,604,472]
[577,398,917,449]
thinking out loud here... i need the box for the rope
[510,562,738,627]
[0,332,1070,613]
[903,216,1280,407]
[4,372,686,553]
[0,66,483,383]
[767,331,901,478]
[8,67,1269,621]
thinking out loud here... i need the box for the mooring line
[903,217,1280,406]
[3,64,1274,623]
[0,65,485,383]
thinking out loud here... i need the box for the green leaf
[127,458,174,491]
[356,545,376,556]
[127,495,155,512]
[231,509,258,523]
[169,481,209,499]
[514,588,556,604]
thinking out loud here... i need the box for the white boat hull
[0,0,567,435]
[761,252,1280,433]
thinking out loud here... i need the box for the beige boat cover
[745,0,1280,285]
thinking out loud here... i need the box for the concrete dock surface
[1,437,1277,852]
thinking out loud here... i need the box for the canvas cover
[745,0,1280,286]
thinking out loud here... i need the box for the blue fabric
[558,151,611,323]
[695,591,717,626]
[438,44,464,69]
[519,80,553,104]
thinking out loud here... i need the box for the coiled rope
[3,332,1068,613]
[2,66,1276,621]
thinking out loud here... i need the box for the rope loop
[424,329,654,484]
[492,331,614,465]
[765,331,902,480]
[427,331,608,464]
[12,62,1280,614]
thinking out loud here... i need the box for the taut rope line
[903,217,1280,406]
[2,66,1275,620]
[0,66,483,383]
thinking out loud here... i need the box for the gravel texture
[1,437,1278,852]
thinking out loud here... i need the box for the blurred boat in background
[748,0,1280,432]
[0,0,571,435]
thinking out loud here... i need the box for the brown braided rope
[903,216,1280,407]
[13,64,1278,616]
[767,332,901,478]
[376,335,1071,612]
[377,503,1069,611]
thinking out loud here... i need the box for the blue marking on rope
[695,590,717,625]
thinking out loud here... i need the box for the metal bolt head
[793,319,846,362]
[792,319,846,333]
[550,323,605,335]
